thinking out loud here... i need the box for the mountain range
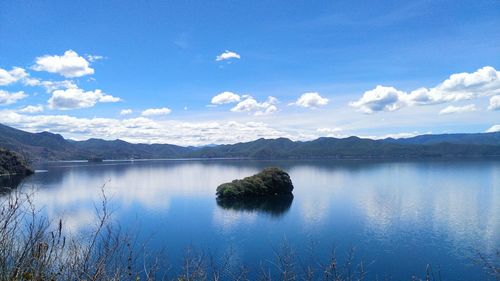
[0,123,499,162]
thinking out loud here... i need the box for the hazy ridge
[1,123,499,161]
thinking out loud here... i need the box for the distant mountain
[73,138,191,159]
[190,136,500,159]
[0,123,499,161]
[0,123,84,161]
[0,124,190,161]
[384,133,500,145]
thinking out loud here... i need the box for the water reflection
[1,159,497,280]
[0,174,29,194]
[216,195,293,217]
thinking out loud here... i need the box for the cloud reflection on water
[5,159,499,258]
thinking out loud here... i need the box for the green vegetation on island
[216,167,294,199]
[0,148,33,177]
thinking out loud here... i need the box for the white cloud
[211,91,241,104]
[141,107,172,116]
[377,132,420,139]
[0,110,290,146]
[0,67,78,94]
[351,66,500,113]
[120,109,133,115]
[215,50,241,61]
[231,98,260,112]
[290,92,329,108]
[488,95,500,111]
[314,128,420,140]
[439,104,477,115]
[48,88,120,110]
[317,127,342,134]
[231,96,278,116]
[0,90,28,105]
[266,96,278,104]
[19,105,44,113]
[437,66,500,94]
[32,50,95,78]
[0,66,77,93]
[255,105,278,116]
[26,79,78,93]
[408,66,500,105]
[486,125,500,133]
[85,54,104,62]
[0,67,28,86]
[98,95,121,103]
[316,127,343,138]
[349,86,407,113]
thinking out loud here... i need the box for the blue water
[5,159,500,280]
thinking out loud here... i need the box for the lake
[3,159,499,280]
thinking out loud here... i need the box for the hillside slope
[0,149,33,176]
[189,136,500,159]
[0,124,191,160]
[1,123,499,161]
[384,132,500,145]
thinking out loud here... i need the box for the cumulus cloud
[120,109,133,115]
[0,90,28,105]
[290,92,329,108]
[141,107,171,116]
[0,66,78,94]
[351,66,500,113]
[216,50,241,61]
[231,98,260,112]
[19,105,44,113]
[0,110,289,146]
[0,66,77,93]
[231,96,278,116]
[349,86,404,113]
[48,88,120,110]
[211,91,241,104]
[486,125,500,133]
[255,105,278,116]
[32,50,95,78]
[438,104,477,115]
[0,67,28,86]
[488,95,500,111]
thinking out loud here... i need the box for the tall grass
[0,187,497,281]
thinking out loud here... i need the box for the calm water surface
[4,159,500,280]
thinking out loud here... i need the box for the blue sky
[0,0,499,145]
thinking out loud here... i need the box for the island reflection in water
[216,195,293,217]
[2,159,499,280]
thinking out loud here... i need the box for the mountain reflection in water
[0,159,498,280]
[0,174,29,194]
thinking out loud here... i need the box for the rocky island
[0,149,34,176]
[216,167,294,199]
